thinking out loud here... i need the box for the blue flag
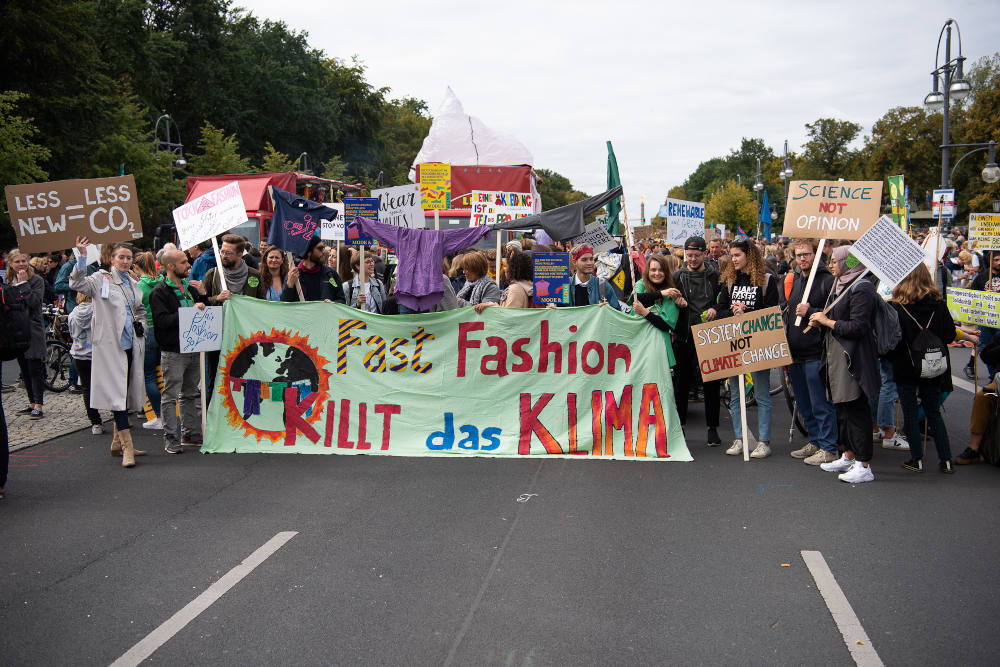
[760,190,771,241]
[267,187,339,256]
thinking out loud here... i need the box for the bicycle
[719,366,807,438]
[42,304,73,392]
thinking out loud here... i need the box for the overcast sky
[239,0,999,219]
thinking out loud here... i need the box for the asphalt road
[2,348,998,666]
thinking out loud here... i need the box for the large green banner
[204,296,691,461]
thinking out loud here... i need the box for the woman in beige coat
[69,235,148,467]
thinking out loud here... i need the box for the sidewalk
[5,386,114,453]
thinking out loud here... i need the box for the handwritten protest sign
[663,198,706,246]
[419,162,451,210]
[172,182,247,250]
[319,203,345,241]
[947,288,1000,328]
[783,181,882,239]
[5,176,143,253]
[691,307,791,382]
[372,184,424,228]
[969,213,1000,251]
[203,296,691,460]
[469,191,533,226]
[343,198,377,247]
[571,222,618,255]
[533,253,571,304]
[179,306,223,353]
[848,215,925,289]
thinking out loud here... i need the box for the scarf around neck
[831,245,866,295]
[223,260,249,293]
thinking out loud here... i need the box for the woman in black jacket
[713,239,779,459]
[888,263,956,473]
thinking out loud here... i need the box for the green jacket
[137,274,162,329]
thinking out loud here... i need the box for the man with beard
[150,249,209,453]
[202,234,267,303]
[282,236,345,303]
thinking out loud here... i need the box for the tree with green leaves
[800,118,863,180]
[705,182,756,232]
[259,142,296,173]
[0,91,52,249]
[535,169,588,211]
[187,122,252,176]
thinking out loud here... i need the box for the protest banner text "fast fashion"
[204,298,691,461]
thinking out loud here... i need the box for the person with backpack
[714,238,779,458]
[808,245,882,483]
[887,263,956,473]
[784,239,839,465]
[5,249,46,420]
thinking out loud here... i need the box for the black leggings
[73,359,103,426]
[837,396,874,462]
[16,355,45,405]
[112,348,133,431]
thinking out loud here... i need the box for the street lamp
[778,139,793,205]
[923,18,972,187]
[297,152,311,174]
[153,114,186,167]
[753,158,764,239]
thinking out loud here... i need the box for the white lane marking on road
[801,550,884,667]
[110,531,298,667]
[951,374,977,394]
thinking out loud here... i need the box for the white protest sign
[921,227,947,274]
[178,306,223,353]
[320,203,345,241]
[172,182,247,250]
[663,198,705,246]
[469,191,533,226]
[72,244,101,266]
[848,215,925,289]
[372,184,424,228]
[571,221,618,255]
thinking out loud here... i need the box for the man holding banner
[150,249,209,454]
[282,236,344,303]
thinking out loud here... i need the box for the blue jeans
[981,327,998,377]
[143,334,162,416]
[788,360,837,452]
[869,357,897,429]
[729,369,772,442]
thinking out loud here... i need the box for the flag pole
[620,196,638,300]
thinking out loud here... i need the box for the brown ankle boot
[111,426,146,457]
[119,429,137,468]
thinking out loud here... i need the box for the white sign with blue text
[178,306,223,353]
[664,198,706,246]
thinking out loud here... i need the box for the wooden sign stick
[794,238,826,326]
[210,236,229,293]
[620,197,638,301]
[739,374,750,462]
[199,352,207,441]
[801,268,870,333]
[360,245,367,301]
[286,252,304,302]
[434,209,440,231]
[495,232,502,286]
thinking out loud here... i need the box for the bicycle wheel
[44,341,72,392]
[781,367,808,436]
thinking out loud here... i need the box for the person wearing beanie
[282,235,345,303]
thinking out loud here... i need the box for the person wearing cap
[566,245,621,309]
[672,236,724,446]
[282,236,345,303]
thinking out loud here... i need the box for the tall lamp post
[778,140,793,210]
[753,158,764,239]
[923,18,972,188]
[297,152,311,174]
[153,114,186,167]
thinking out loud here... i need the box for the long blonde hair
[891,263,941,304]
[4,249,34,284]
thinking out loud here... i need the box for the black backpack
[900,306,947,379]
[0,283,31,361]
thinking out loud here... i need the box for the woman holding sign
[714,239,778,458]
[69,236,148,468]
[808,246,881,484]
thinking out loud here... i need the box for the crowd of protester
[1,220,998,497]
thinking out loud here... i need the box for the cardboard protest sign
[783,181,882,239]
[533,253,571,304]
[572,221,618,255]
[848,215,925,289]
[173,182,247,250]
[179,306,223,353]
[372,184,424,228]
[320,203,345,241]
[419,162,451,210]
[469,191,533,226]
[343,198,378,247]
[947,288,1000,329]
[5,176,143,253]
[691,307,791,382]
[705,227,719,242]
[203,296,691,460]
[969,213,1000,251]
[663,198,706,246]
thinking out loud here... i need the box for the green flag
[606,141,622,235]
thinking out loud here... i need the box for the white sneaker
[725,439,743,456]
[750,443,772,459]
[91,424,104,435]
[872,429,882,443]
[882,434,910,451]
[820,453,854,473]
[838,460,875,483]
[142,417,164,430]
